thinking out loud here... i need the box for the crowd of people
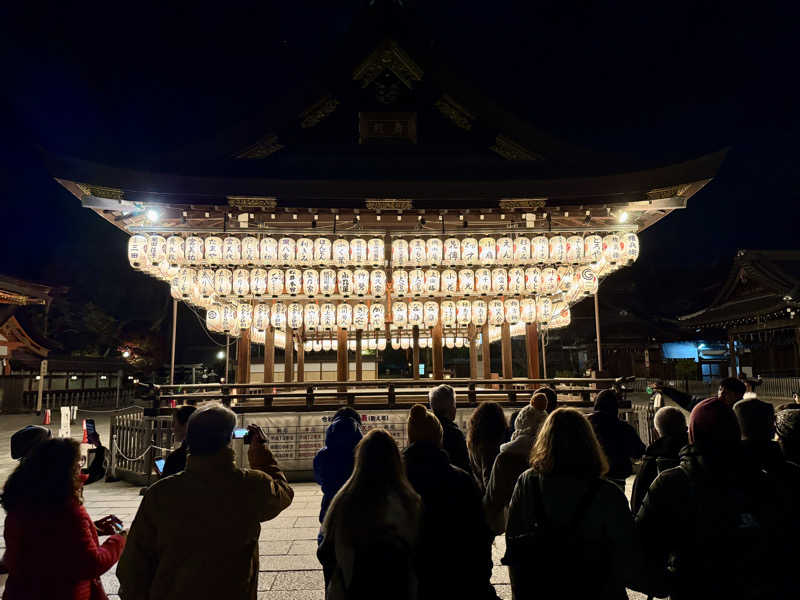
[2,378,800,599]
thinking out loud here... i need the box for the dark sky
[1,1,798,360]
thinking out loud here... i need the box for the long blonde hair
[530,408,609,478]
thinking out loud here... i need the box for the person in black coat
[587,389,645,490]
[161,404,197,478]
[402,404,497,600]
[428,384,471,473]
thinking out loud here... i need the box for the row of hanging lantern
[128,233,639,269]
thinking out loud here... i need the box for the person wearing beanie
[587,389,645,490]
[635,397,792,599]
[402,405,498,600]
[10,425,51,460]
[483,394,548,534]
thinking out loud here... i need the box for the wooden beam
[481,322,491,378]
[468,323,478,379]
[355,329,363,381]
[525,323,540,382]
[432,321,444,380]
[501,321,513,384]
[412,325,420,380]
[263,326,274,384]
[296,331,305,383]
[235,328,251,384]
[284,331,294,383]
[337,327,349,389]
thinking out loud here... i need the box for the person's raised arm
[246,424,294,521]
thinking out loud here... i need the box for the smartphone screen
[233,428,248,439]
[154,458,166,473]
[85,419,96,436]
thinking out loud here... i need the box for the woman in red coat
[1,437,126,600]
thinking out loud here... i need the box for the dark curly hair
[466,401,508,455]
[1,438,82,512]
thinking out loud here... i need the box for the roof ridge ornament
[227,196,277,210]
[353,39,423,89]
[235,134,284,159]
[76,183,124,200]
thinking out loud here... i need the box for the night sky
[1,1,797,363]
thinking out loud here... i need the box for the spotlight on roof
[618,211,629,223]
[146,209,160,223]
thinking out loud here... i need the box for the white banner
[59,406,71,438]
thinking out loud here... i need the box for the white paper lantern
[391,239,409,266]
[621,232,640,263]
[240,237,259,265]
[408,301,424,327]
[253,304,270,330]
[492,268,508,294]
[566,236,584,264]
[222,237,242,265]
[392,302,408,326]
[426,238,443,264]
[156,260,176,281]
[282,269,300,296]
[320,303,336,329]
[146,235,167,266]
[184,236,204,265]
[206,304,222,332]
[350,238,368,264]
[549,236,567,264]
[458,269,475,294]
[270,302,286,329]
[221,303,238,332]
[377,337,387,350]
[423,301,439,328]
[335,304,352,328]
[525,267,541,294]
[497,237,514,264]
[260,238,278,264]
[418,337,428,349]
[313,339,323,352]
[532,236,549,263]
[441,269,458,295]
[304,303,320,330]
[322,338,332,352]
[248,268,266,297]
[456,335,466,349]
[285,303,302,329]
[557,266,574,291]
[456,300,471,325]
[278,238,296,265]
[488,300,505,325]
[444,238,461,262]
[251,327,266,344]
[370,304,385,329]
[471,300,487,325]
[537,297,553,324]
[367,238,385,265]
[303,340,313,352]
[170,275,182,300]
[478,237,496,264]
[603,234,622,263]
[409,269,426,296]
[475,268,492,294]
[521,298,537,323]
[348,340,357,352]
[540,267,558,294]
[353,269,370,296]
[422,269,439,295]
[232,269,250,296]
[584,235,603,263]
[445,335,455,349]
[508,267,525,294]
[337,269,354,297]
[514,237,531,264]
[564,281,582,303]
[353,303,369,329]
[193,269,213,297]
[296,238,314,265]
[302,269,319,297]
[409,239,426,265]
[580,267,599,295]
[314,238,332,264]
[165,236,185,266]
[214,268,232,297]
[370,269,387,297]
[401,336,411,350]
[550,303,571,328]
[319,269,337,296]
[204,237,223,265]
[237,303,253,329]
[267,269,284,296]
[392,270,409,297]
[459,238,477,265]
[391,337,401,350]
[441,300,457,326]
[505,298,522,323]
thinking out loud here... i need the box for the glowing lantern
[350,238,368,264]
[278,238,296,265]
[408,301,424,327]
[457,238,475,265]
[475,268,492,294]
[393,302,408,326]
[497,237,514,264]
[335,304,352,328]
[170,275,181,300]
[353,304,369,329]
[204,237,223,265]
[409,239,426,265]
[313,339,323,352]
[566,236,584,264]
[320,269,337,296]
[241,237,259,265]
[337,269,354,297]
[184,236,204,265]
[304,340,312,352]
[302,269,319,297]
[206,304,222,332]
[478,237,496,264]
[441,301,457,326]
[367,238,385,265]
[253,304,270,330]
[418,337,427,349]
[237,303,253,330]
[401,336,411,350]
[348,340,357,352]
[524,267,541,294]
[492,268,508,293]
[409,269,426,296]
[284,268,301,296]
[285,303,302,329]
[165,236,185,266]
[621,232,639,263]
[250,327,266,344]
[557,266,574,291]
[221,303,238,332]
[250,267,267,296]
[425,269,441,295]
[159,259,179,281]
[488,300,505,325]
[537,297,553,324]
[529,236,547,263]
[550,303,571,328]
[392,270,409,297]
[222,237,242,265]
[270,303,286,329]
[322,338,332,352]
[296,238,314,264]
[444,238,461,262]
[471,300,487,325]
[353,269,370,296]
[267,269,284,296]
[564,281,581,303]
[370,304,385,329]
[391,337,401,350]
[370,269,387,297]
[445,336,455,349]
[423,301,439,328]
[441,269,458,295]
[515,237,531,264]
[214,269,232,297]
[456,300,471,325]
[146,235,167,266]
[521,298,537,323]
[549,236,567,264]
[260,238,278,264]
[426,238,443,264]
[314,238,332,264]
[580,267,599,295]
[459,269,475,294]
[540,268,558,294]
[377,337,387,350]
[508,267,525,294]
[232,269,250,296]
[505,299,522,324]
[176,266,196,294]
[584,235,603,263]
[457,335,466,349]
[391,239,409,266]
[304,304,320,330]
[603,234,621,263]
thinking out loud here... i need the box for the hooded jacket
[630,432,688,514]
[313,415,363,523]
[483,431,537,534]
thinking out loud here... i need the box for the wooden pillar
[594,292,603,372]
[468,323,478,379]
[284,331,294,383]
[412,325,420,380]
[481,322,491,378]
[728,334,737,376]
[432,321,444,380]
[235,328,251,384]
[263,326,275,384]
[525,322,540,382]
[501,321,513,385]
[296,331,305,383]
[355,329,363,381]
[337,327,349,389]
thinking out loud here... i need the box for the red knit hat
[688,397,741,449]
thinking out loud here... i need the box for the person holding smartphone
[160,405,197,478]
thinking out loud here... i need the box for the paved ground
[0,411,647,599]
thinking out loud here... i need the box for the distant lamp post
[122,350,131,358]
[216,350,225,360]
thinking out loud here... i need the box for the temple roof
[0,274,66,306]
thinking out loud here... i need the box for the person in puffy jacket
[588,389,645,490]
[1,437,126,600]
